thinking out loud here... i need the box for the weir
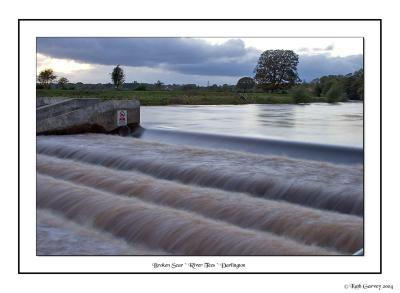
[36,96,362,164]
[133,127,363,165]
[35,97,364,256]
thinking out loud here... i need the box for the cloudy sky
[37,37,363,85]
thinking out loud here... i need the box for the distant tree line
[36,76,237,93]
[37,53,363,103]
[287,69,364,103]
[310,69,364,100]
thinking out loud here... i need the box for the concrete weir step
[36,98,140,135]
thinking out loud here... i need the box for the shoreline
[37,89,363,106]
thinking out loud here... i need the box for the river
[36,102,364,256]
[141,102,363,147]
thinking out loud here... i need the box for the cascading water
[36,133,363,255]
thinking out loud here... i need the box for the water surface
[36,102,364,256]
[36,134,363,255]
[141,102,363,147]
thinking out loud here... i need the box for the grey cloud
[298,54,363,82]
[37,37,259,77]
[37,38,362,82]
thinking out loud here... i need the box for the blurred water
[141,102,363,147]
[36,102,364,255]
[36,134,363,255]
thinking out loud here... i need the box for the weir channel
[36,97,364,256]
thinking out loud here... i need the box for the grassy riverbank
[37,89,329,106]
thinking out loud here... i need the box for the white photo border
[19,19,381,273]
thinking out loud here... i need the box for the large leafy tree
[38,68,57,88]
[236,77,255,92]
[111,65,125,89]
[254,50,300,91]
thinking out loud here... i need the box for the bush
[326,82,344,103]
[291,86,311,104]
[135,85,146,91]
[236,77,255,92]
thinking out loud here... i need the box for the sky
[36,37,363,85]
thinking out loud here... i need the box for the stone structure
[37,98,140,135]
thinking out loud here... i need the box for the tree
[58,77,69,89]
[181,84,197,91]
[343,69,364,100]
[311,68,363,100]
[326,81,344,103]
[111,65,125,89]
[236,77,255,92]
[221,84,233,92]
[37,68,57,88]
[291,86,312,104]
[155,80,164,89]
[254,50,300,91]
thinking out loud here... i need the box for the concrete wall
[37,98,101,121]
[37,98,140,134]
[36,97,71,108]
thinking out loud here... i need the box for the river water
[141,102,363,147]
[36,102,364,257]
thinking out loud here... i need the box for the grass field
[36,89,328,106]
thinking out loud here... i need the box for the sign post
[117,110,128,126]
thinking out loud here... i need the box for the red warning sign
[117,110,128,126]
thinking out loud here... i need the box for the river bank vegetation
[36,68,363,106]
[37,88,327,106]
[37,49,363,106]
